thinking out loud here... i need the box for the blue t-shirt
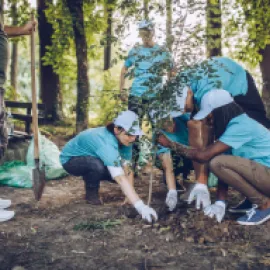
[157,113,190,155]
[219,114,270,168]
[60,127,132,167]
[178,57,248,105]
[125,44,173,97]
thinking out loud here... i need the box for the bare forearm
[114,174,139,204]
[123,164,134,187]
[4,26,29,37]
[170,142,210,163]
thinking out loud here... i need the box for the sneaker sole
[228,208,252,214]
[0,201,12,209]
[237,215,270,225]
[0,212,15,222]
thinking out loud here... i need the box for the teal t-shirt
[125,44,173,97]
[178,57,248,105]
[219,114,270,168]
[60,127,132,167]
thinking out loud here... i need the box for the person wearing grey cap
[119,20,179,212]
[60,110,158,223]
[158,89,270,225]
[163,57,270,213]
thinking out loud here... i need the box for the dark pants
[234,71,270,128]
[128,96,155,168]
[210,155,270,207]
[62,156,114,190]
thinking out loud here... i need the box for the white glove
[165,190,178,211]
[204,201,226,223]
[188,183,211,210]
[134,200,158,223]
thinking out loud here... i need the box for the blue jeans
[62,156,114,190]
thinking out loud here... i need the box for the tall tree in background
[206,0,222,57]
[104,0,115,71]
[143,0,149,20]
[226,0,270,117]
[37,0,61,121]
[166,0,173,52]
[10,0,18,99]
[66,0,90,132]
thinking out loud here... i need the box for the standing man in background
[119,20,180,212]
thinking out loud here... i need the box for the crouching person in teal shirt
[60,110,158,223]
[158,90,270,225]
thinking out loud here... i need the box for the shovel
[30,13,46,200]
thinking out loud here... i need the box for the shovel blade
[33,167,46,201]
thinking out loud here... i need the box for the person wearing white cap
[119,20,174,103]
[167,56,270,212]
[119,20,178,211]
[158,89,270,225]
[60,110,158,223]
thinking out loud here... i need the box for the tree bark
[104,3,112,71]
[166,0,173,52]
[66,0,89,132]
[143,0,149,20]
[260,45,270,118]
[206,0,222,57]
[37,0,61,121]
[10,1,18,99]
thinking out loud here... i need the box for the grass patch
[73,219,122,231]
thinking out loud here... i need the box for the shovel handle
[30,12,39,160]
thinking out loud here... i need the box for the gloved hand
[165,189,178,211]
[204,201,226,223]
[134,200,158,223]
[188,183,211,210]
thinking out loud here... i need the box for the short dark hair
[106,122,124,135]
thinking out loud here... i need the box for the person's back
[185,57,248,104]
[219,113,270,167]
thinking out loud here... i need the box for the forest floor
[0,136,270,270]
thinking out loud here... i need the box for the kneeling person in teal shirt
[60,110,158,223]
[158,90,270,225]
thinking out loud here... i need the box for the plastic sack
[26,133,68,180]
[0,161,33,188]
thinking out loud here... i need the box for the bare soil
[0,138,270,270]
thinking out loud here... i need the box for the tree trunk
[66,0,89,132]
[166,0,173,52]
[0,0,4,24]
[206,0,222,57]
[37,0,61,121]
[10,1,18,99]
[260,45,270,118]
[104,4,112,71]
[143,0,149,20]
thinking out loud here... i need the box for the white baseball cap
[193,89,234,120]
[114,110,144,136]
[170,86,189,118]
[138,20,155,31]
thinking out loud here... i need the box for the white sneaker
[0,209,15,222]
[0,198,11,209]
